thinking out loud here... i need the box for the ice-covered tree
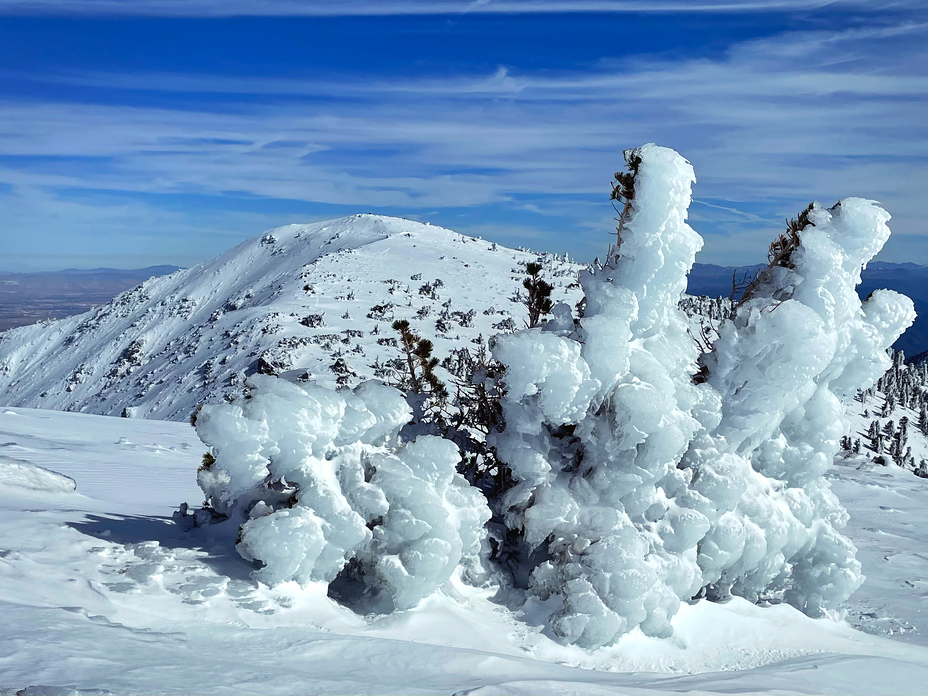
[489,144,709,647]
[488,143,915,647]
[687,197,915,615]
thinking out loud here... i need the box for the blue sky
[0,1,925,271]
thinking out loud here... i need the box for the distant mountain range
[687,261,928,359]
[0,265,181,332]
[38,265,181,278]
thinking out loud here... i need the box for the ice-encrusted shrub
[488,144,914,648]
[489,144,708,647]
[685,198,915,614]
[182,142,913,647]
[194,374,489,609]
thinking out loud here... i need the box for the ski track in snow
[1,406,928,695]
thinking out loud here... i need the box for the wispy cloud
[0,0,920,17]
[0,20,925,265]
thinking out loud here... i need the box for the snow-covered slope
[0,215,580,421]
[1,406,927,695]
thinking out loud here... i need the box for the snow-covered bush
[488,143,914,647]
[687,197,915,615]
[194,375,489,609]
[489,144,708,647]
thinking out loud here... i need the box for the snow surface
[2,405,928,694]
[0,454,75,493]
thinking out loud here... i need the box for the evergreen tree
[868,419,881,451]
[523,262,554,328]
[882,394,895,417]
[391,319,447,399]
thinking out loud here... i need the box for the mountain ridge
[0,215,580,421]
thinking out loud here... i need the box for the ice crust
[196,375,490,608]
[490,144,915,647]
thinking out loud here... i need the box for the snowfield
[1,405,927,695]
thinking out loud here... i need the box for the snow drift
[0,454,76,493]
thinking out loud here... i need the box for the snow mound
[0,455,76,492]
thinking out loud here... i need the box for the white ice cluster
[490,144,914,647]
[689,197,916,614]
[195,375,489,609]
[490,144,709,647]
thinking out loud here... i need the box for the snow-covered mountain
[0,215,580,421]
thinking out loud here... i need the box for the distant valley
[0,266,181,332]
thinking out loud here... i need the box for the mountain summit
[0,215,579,421]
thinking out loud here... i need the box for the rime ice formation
[123,143,916,644]
[688,198,916,615]
[195,375,490,609]
[489,145,915,647]
[490,144,709,647]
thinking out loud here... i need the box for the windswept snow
[1,406,927,695]
[0,455,74,493]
